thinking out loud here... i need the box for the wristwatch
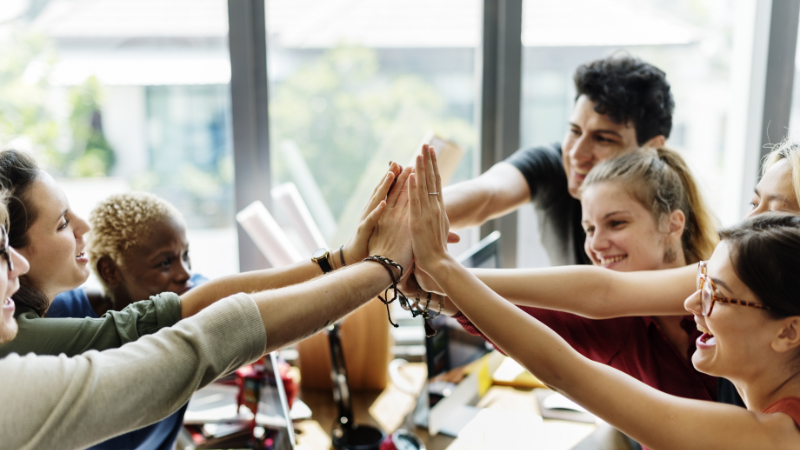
[312,248,333,273]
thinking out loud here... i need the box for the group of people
[1,53,800,450]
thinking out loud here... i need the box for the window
[517,0,734,267]
[1,0,237,280]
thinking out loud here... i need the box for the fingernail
[388,160,394,167]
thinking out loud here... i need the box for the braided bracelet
[363,256,406,328]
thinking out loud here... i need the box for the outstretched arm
[444,162,529,230]
[0,179,415,450]
[413,263,693,319]
[179,163,409,318]
[409,146,799,450]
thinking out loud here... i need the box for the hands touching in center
[409,146,457,285]
[338,162,403,269]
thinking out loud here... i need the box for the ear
[642,135,666,148]
[772,317,800,353]
[96,256,123,288]
[666,209,686,239]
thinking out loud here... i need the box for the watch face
[313,248,328,260]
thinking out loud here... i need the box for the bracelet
[424,294,443,320]
[363,256,407,328]
[339,245,347,268]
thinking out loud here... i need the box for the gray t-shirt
[504,143,591,266]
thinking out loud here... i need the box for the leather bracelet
[339,245,347,268]
[363,256,406,328]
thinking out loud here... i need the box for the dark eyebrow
[593,129,623,138]
[710,277,734,295]
[55,208,68,224]
[148,249,180,263]
[567,123,623,139]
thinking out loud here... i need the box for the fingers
[363,171,395,219]
[409,172,422,222]
[359,200,386,234]
[430,148,444,208]
[387,166,412,207]
[415,153,427,195]
[423,145,437,199]
[446,231,460,244]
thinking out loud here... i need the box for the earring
[663,246,677,263]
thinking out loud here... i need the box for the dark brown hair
[719,213,800,319]
[574,54,673,145]
[581,147,719,264]
[0,149,49,317]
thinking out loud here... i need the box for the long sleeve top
[0,292,267,450]
[0,292,182,358]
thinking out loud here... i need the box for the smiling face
[0,247,30,344]
[747,159,799,216]
[684,243,777,380]
[16,173,91,301]
[108,214,193,309]
[581,181,684,272]
[562,95,642,198]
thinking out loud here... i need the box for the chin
[0,321,18,345]
[691,353,718,377]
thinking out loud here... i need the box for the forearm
[470,265,694,318]
[444,163,529,230]
[180,260,322,318]
[437,259,785,450]
[252,261,393,352]
[1,294,266,450]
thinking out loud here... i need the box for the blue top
[48,273,208,450]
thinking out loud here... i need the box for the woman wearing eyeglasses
[417,139,800,410]
[411,147,800,449]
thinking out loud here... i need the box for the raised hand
[409,145,454,276]
[367,165,414,275]
[339,162,403,268]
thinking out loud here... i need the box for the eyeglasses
[0,225,11,272]
[696,261,768,317]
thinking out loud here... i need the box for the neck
[731,364,800,411]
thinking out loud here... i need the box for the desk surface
[294,364,631,450]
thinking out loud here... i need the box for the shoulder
[764,397,800,428]
[48,289,95,319]
[504,143,563,171]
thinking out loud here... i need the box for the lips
[696,323,716,348]
[75,251,89,264]
[3,297,14,312]
[597,254,627,267]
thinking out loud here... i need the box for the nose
[74,214,91,238]
[9,248,30,277]
[172,258,192,288]
[684,289,703,315]
[588,228,611,255]
[570,135,594,163]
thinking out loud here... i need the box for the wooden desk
[294,364,631,450]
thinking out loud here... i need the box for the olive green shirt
[0,293,266,450]
[0,293,182,358]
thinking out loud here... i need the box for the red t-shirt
[454,307,718,402]
[763,397,800,429]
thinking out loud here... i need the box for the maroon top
[763,397,800,430]
[454,308,718,402]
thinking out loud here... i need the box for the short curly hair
[87,191,186,275]
[574,54,674,145]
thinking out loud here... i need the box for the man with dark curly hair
[445,53,673,266]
